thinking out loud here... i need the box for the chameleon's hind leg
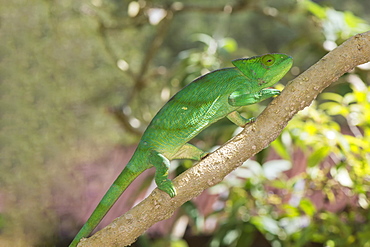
[172,143,208,160]
[149,150,177,197]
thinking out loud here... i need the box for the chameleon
[69,53,293,246]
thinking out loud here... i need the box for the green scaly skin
[69,53,293,246]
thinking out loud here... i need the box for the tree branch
[78,31,370,247]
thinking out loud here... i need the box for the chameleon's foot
[243,117,256,126]
[200,151,210,159]
[264,88,281,96]
[158,179,177,198]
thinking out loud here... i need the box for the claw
[158,179,177,198]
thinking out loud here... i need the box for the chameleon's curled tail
[69,163,146,247]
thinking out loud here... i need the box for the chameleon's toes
[240,117,256,127]
[201,152,210,159]
[270,89,281,96]
[245,117,256,125]
[158,180,177,198]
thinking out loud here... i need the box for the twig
[127,11,174,104]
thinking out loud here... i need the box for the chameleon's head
[232,53,293,89]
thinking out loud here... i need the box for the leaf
[271,133,291,160]
[282,204,301,217]
[307,146,331,167]
[220,38,238,53]
[320,92,343,103]
[299,198,316,217]
[262,160,292,180]
[344,11,370,32]
[320,102,346,116]
[302,0,327,19]
[270,179,290,190]
[332,167,354,188]
[240,160,263,178]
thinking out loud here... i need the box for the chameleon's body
[69,53,293,246]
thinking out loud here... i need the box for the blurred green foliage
[208,79,370,247]
[0,0,369,246]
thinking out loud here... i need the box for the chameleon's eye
[262,54,275,66]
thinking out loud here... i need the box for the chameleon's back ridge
[69,53,293,246]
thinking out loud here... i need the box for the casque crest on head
[231,53,293,87]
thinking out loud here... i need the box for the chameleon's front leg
[227,88,281,127]
[227,111,255,127]
[149,150,177,197]
[228,88,281,106]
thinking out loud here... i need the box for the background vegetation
[0,0,369,246]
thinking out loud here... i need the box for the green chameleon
[69,53,293,246]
